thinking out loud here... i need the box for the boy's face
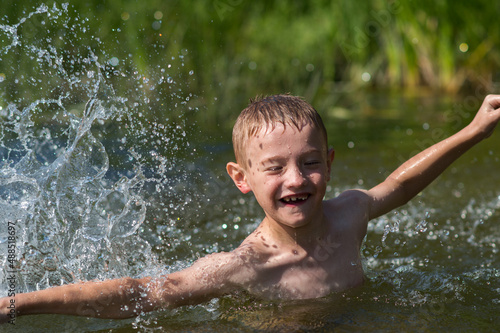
[227,122,334,229]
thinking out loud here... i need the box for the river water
[1,4,499,332]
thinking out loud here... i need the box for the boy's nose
[286,166,307,187]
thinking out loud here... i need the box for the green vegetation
[1,0,499,128]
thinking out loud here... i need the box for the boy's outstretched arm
[366,94,500,220]
[0,276,155,322]
[0,252,246,323]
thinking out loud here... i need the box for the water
[0,1,191,301]
[1,4,500,332]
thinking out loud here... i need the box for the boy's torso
[232,191,369,299]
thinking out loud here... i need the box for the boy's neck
[260,215,328,249]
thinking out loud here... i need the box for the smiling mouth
[280,194,310,203]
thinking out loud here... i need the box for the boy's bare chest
[246,241,364,299]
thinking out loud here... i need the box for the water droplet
[108,57,119,66]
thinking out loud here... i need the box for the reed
[1,0,499,126]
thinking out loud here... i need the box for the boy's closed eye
[265,166,283,173]
[260,157,285,172]
[304,160,321,166]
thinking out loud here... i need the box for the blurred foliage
[1,0,500,128]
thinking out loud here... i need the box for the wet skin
[224,122,367,299]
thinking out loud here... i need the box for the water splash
[0,3,194,293]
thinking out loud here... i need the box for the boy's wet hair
[232,94,328,167]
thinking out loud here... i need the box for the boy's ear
[326,148,335,181]
[226,162,252,194]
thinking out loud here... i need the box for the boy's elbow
[111,277,159,316]
[389,180,418,208]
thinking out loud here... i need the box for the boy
[1,94,500,322]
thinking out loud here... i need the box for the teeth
[282,195,308,202]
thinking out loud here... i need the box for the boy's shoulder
[323,188,371,241]
[324,188,372,213]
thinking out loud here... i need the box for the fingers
[483,94,500,111]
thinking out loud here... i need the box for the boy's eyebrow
[258,149,324,165]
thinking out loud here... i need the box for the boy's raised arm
[366,94,500,220]
[0,251,245,323]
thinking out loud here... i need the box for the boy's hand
[470,94,500,139]
[0,296,13,324]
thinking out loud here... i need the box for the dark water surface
[1,4,499,332]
